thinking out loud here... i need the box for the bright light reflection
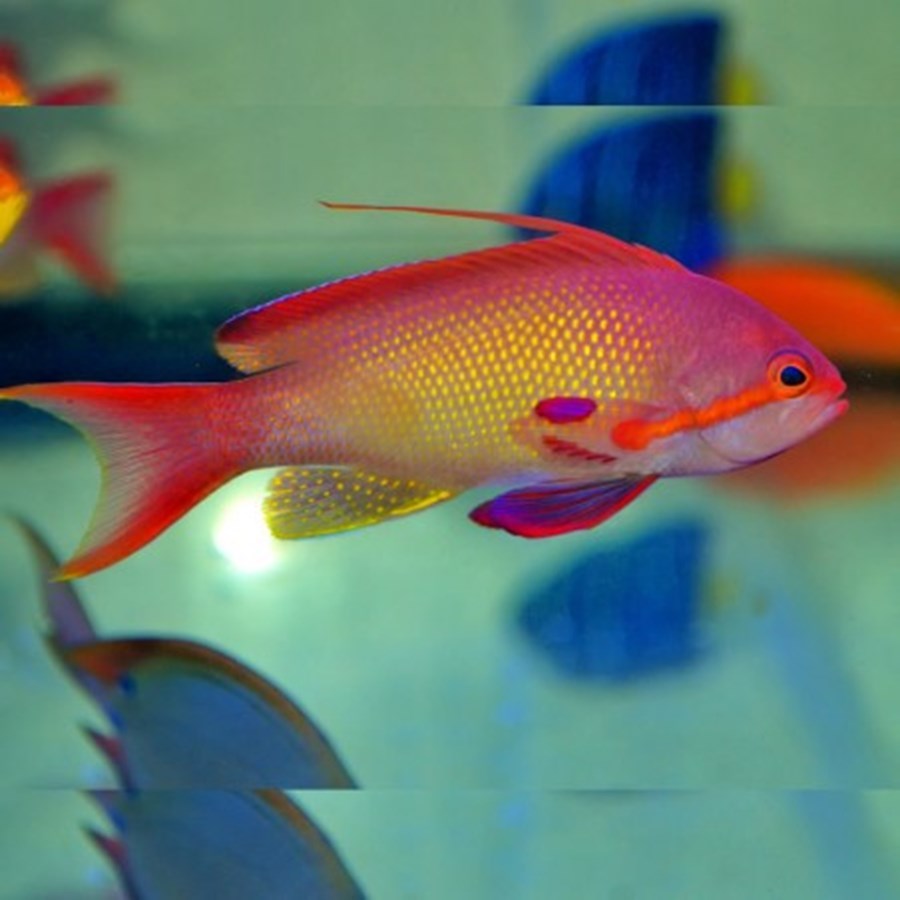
[212,495,280,574]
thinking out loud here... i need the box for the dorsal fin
[215,202,683,374]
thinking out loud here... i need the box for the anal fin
[264,466,453,539]
[470,475,658,538]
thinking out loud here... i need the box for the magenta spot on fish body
[535,396,597,424]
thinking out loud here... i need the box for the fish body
[0,140,115,296]
[68,638,357,789]
[0,205,846,577]
[88,790,365,900]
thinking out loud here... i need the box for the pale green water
[1,1,899,898]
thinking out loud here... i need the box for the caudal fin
[31,172,116,294]
[36,76,117,106]
[0,382,238,578]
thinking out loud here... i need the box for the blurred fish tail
[32,172,116,294]
[35,77,117,106]
[0,382,240,577]
[10,516,97,642]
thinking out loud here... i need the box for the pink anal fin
[35,77,117,106]
[469,475,658,538]
[534,396,597,424]
[31,172,116,294]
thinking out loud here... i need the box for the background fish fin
[470,475,657,538]
[264,466,452,539]
[258,790,367,898]
[35,77,117,105]
[31,172,116,294]
[215,202,682,375]
[9,516,97,645]
[0,245,40,296]
[0,183,28,243]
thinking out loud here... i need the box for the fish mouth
[810,396,849,433]
[698,392,848,468]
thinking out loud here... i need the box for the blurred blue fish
[15,517,356,789]
[67,637,357,790]
[516,521,708,680]
[518,113,729,270]
[528,13,728,106]
[88,789,365,900]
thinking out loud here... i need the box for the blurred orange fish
[0,138,115,296]
[0,43,116,106]
[708,258,900,368]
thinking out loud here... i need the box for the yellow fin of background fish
[720,60,762,105]
[717,158,757,222]
[0,180,28,244]
[264,466,453,539]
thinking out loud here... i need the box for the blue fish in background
[516,521,709,680]
[518,112,732,270]
[88,789,366,900]
[527,12,750,106]
[67,637,358,790]
[13,517,366,896]
[14,516,356,790]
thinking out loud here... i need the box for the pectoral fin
[264,466,453,539]
[469,476,657,538]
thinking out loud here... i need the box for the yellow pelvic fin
[264,466,453,539]
[719,61,763,106]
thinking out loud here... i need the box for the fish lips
[700,391,848,467]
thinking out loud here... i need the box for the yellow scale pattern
[264,466,451,539]
[328,269,661,482]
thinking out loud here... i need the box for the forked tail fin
[31,172,116,294]
[0,382,239,578]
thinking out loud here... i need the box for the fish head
[668,276,848,472]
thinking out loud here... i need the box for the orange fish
[0,138,115,296]
[0,43,116,106]
[0,204,846,578]
[707,258,900,368]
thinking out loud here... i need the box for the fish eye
[768,352,813,398]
